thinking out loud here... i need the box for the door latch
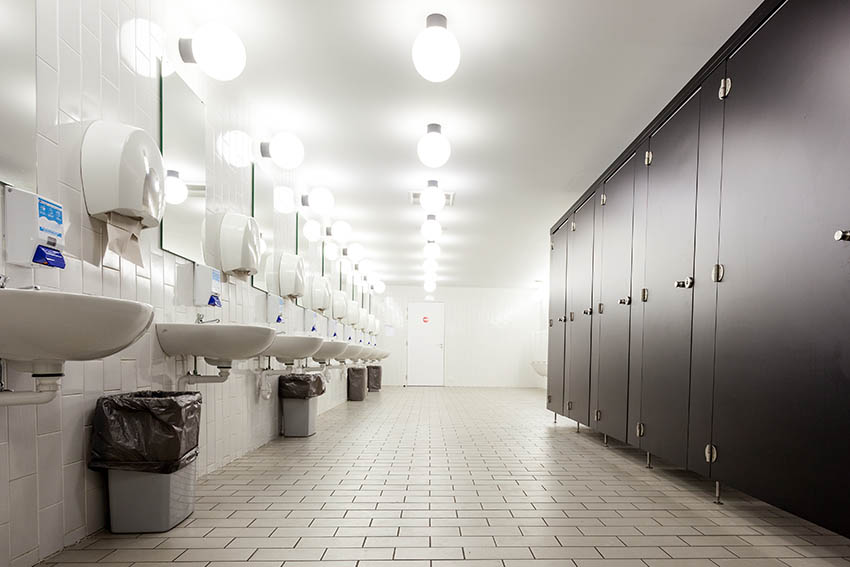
[704,444,718,463]
[618,296,631,305]
[598,303,604,314]
[636,422,645,437]
[674,276,694,289]
[595,409,602,421]
[834,230,850,242]
[600,193,607,206]
[567,401,573,411]
[718,77,732,100]
[569,312,575,322]
[641,288,649,302]
[644,150,653,166]
[582,307,593,315]
[711,264,725,283]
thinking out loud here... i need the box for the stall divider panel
[546,226,568,414]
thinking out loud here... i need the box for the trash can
[348,367,367,401]
[278,373,325,437]
[367,365,382,392]
[89,391,202,533]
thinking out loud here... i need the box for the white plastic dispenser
[310,275,331,312]
[266,293,284,324]
[359,308,369,331]
[279,253,305,298]
[368,314,376,334]
[375,318,381,335]
[346,300,360,326]
[332,290,347,320]
[176,262,222,307]
[3,186,66,269]
[203,211,261,276]
[80,121,164,267]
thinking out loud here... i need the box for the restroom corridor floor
[44,387,849,567]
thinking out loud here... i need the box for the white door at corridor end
[406,302,445,386]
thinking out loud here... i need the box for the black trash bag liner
[367,366,382,392]
[89,391,202,474]
[348,367,367,401]
[278,374,326,399]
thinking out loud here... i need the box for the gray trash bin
[89,391,202,533]
[348,367,367,401]
[279,374,325,437]
[367,365,382,392]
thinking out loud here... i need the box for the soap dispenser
[310,275,331,312]
[346,300,360,326]
[3,187,66,268]
[332,290,347,321]
[279,253,305,298]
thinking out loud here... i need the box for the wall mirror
[160,72,206,264]
[252,163,274,292]
[0,0,36,188]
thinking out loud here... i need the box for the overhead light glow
[374,281,386,294]
[164,170,188,205]
[303,219,322,242]
[412,13,460,83]
[420,214,442,241]
[263,132,305,169]
[423,241,441,259]
[273,185,295,213]
[347,242,366,263]
[307,186,335,216]
[423,258,438,273]
[179,22,246,81]
[420,180,445,213]
[424,280,437,292]
[331,220,352,243]
[417,123,451,168]
[324,241,340,261]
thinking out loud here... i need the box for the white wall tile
[81,0,99,35]
[8,406,36,480]
[60,394,84,466]
[9,475,37,559]
[36,0,58,69]
[0,444,9,524]
[62,463,85,536]
[36,59,59,143]
[58,0,81,52]
[57,42,81,121]
[36,433,62,508]
[37,503,63,559]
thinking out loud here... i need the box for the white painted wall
[382,285,548,390]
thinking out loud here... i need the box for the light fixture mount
[427,123,441,134]
[259,142,272,158]
[177,38,196,63]
[426,13,448,28]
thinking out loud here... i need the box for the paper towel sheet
[105,212,145,268]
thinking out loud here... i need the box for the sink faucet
[0,275,6,289]
[195,313,220,324]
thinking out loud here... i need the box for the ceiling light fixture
[423,258,438,273]
[273,185,295,213]
[424,280,437,292]
[417,123,451,168]
[178,22,246,81]
[260,132,305,169]
[303,219,322,242]
[374,281,386,294]
[420,179,445,213]
[420,214,442,241]
[412,13,460,83]
[423,241,441,259]
[164,170,188,205]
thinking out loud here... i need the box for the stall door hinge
[711,264,725,283]
[644,150,653,166]
[595,409,602,421]
[704,443,718,463]
[550,240,554,251]
[641,288,649,302]
[567,401,573,411]
[636,422,645,437]
[600,193,607,206]
[547,394,552,404]
[570,221,577,232]
[548,318,553,328]
[718,77,732,100]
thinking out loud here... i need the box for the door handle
[835,230,850,241]
[674,277,694,289]
[557,316,566,322]
[582,308,592,315]
[618,296,631,305]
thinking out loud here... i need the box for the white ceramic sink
[361,347,376,361]
[375,350,389,360]
[335,344,363,363]
[0,289,154,375]
[312,339,349,362]
[263,334,324,364]
[156,323,275,367]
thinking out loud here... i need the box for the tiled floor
[43,387,850,567]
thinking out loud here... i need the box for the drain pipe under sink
[177,356,231,388]
[0,359,61,406]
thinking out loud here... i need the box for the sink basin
[335,344,363,363]
[361,347,376,361]
[375,350,389,360]
[312,339,349,362]
[0,289,153,375]
[263,334,324,364]
[156,323,275,367]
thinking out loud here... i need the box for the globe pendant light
[304,186,335,216]
[423,258,438,273]
[423,241,441,259]
[164,170,188,205]
[178,22,246,81]
[412,13,460,83]
[331,220,352,244]
[373,280,386,294]
[347,242,366,263]
[260,132,305,169]
[417,123,451,168]
[424,280,437,293]
[420,214,442,241]
[420,179,445,213]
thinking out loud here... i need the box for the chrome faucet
[0,274,7,289]
[195,313,220,324]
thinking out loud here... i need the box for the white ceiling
[202,0,761,289]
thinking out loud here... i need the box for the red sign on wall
[422,316,430,323]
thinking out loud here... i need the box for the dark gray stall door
[711,0,850,536]
[639,93,700,467]
[566,199,595,426]
[547,226,568,414]
[593,157,635,442]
